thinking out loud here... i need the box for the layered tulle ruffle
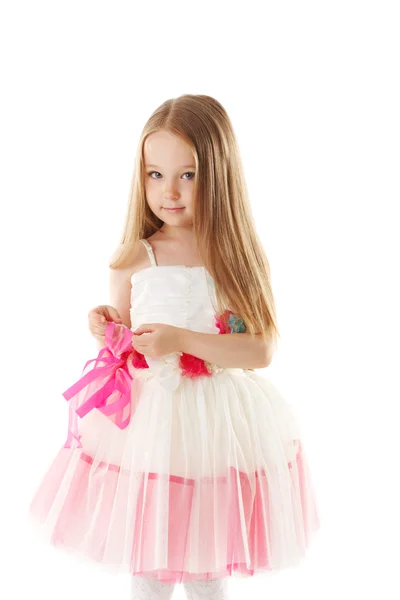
[29,339,320,582]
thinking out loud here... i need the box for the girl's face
[143,130,196,227]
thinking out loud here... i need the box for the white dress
[29,239,320,584]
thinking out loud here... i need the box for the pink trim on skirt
[29,440,320,583]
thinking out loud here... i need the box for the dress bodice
[129,240,219,335]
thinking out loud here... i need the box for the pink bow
[63,322,134,449]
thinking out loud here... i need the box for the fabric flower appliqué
[215,309,246,334]
[145,354,182,392]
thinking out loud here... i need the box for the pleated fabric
[28,262,320,583]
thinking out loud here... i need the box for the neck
[159,224,195,243]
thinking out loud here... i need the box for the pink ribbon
[63,322,134,449]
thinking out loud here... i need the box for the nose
[162,177,180,199]
[163,187,180,201]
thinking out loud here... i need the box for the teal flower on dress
[227,313,246,333]
[215,310,246,334]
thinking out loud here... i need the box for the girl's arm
[178,329,273,370]
[95,264,133,351]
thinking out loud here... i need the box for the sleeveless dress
[28,239,320,584]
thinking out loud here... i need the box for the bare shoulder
[127,239,150,275]
[109,240,150,279]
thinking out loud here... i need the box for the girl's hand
[132,323,183,359]
[88,305,123,342]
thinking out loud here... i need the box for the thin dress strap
[139,238,158,267]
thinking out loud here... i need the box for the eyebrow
[145,164,196,169]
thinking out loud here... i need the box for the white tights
[130,575,229,599]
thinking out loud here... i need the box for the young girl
[29,94,320,599]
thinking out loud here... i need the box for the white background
[1,1,399,599]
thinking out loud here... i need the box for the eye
[147,171,195,180]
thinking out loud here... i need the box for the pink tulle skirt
[29,361,320,583]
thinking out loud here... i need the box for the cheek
[145,182,164,201]
[144,187,159,209]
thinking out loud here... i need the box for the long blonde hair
[110,94,280,346]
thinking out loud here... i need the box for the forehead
[144,131,194,167]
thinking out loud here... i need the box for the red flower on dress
[179,352,213,378]
[214,309,232,334]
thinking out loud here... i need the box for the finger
[101,306,121,322]
[107,307,123,322]
[93,329,106,338]
[90,306,122,324]
[88,309,106,324]
[92,322,107,333]
[132,336,150,350]
[133,324,154,334]
[88,317,106,329]
[93,314,113,325]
